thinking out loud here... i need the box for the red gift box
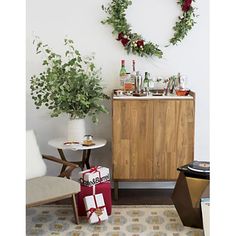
[77,181,112,216]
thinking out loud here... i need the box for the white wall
[26,0,209,188]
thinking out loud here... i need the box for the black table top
[177,164,210,180]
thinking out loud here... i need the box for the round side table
[48,138,107,174]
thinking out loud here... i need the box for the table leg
[80,150,87,171]
[58,148,81,174]
[57,148,91,172]
[80,149,91,170]
[57,149,68,175]
[85,149,91,169]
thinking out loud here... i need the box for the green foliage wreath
[102,0,197,58]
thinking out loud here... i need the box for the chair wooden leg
[72,194,79,225]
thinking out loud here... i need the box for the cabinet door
[153,100,194,180]
[113,100,154,180]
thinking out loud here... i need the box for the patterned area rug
[26,205,203,236]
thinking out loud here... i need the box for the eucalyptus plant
[30,38,109,123]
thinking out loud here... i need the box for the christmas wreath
[102,0,197,58]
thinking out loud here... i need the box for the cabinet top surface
[113,94,194,100]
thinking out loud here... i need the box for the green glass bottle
[119,60,127,89]
[143,72,150,94]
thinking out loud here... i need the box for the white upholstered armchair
[26,130,80,224]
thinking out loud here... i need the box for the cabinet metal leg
[114,181,119,200]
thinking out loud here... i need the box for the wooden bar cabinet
[112,92,195,199]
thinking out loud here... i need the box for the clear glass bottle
[135,71,142,93]
[130,60,136,91]
[156,76,164,90]
[124,73,133,92]
[149,74,155,90]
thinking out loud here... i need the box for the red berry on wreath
[182,0,192,12]
[121,37,129,46]
[117,32,124,41]
[136,40,144,48]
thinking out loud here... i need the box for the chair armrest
[42,155,79,179]
[42,155,78,168]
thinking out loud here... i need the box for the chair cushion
[26,176,80,206]
[26,130,47,180]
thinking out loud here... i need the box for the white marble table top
[48,138,107,151]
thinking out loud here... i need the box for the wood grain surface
[113,100,154,180]
[153,100,194,180]
[112,94,195,181]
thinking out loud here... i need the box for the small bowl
[175,89,190,96]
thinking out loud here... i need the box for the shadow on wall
[85,98,112,142]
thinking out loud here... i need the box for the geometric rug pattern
[26,205,204,236]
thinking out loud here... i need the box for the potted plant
[30,38,109,141]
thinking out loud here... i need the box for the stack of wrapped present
[77,166,112,224]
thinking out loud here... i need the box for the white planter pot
[67,118,86,142]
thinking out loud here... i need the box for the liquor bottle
[135,71,142,93]
[143,72,150,94]
[119,60,127,89]
[130,60,136,91]
[124,73,133,92]
[149,74,155,89]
